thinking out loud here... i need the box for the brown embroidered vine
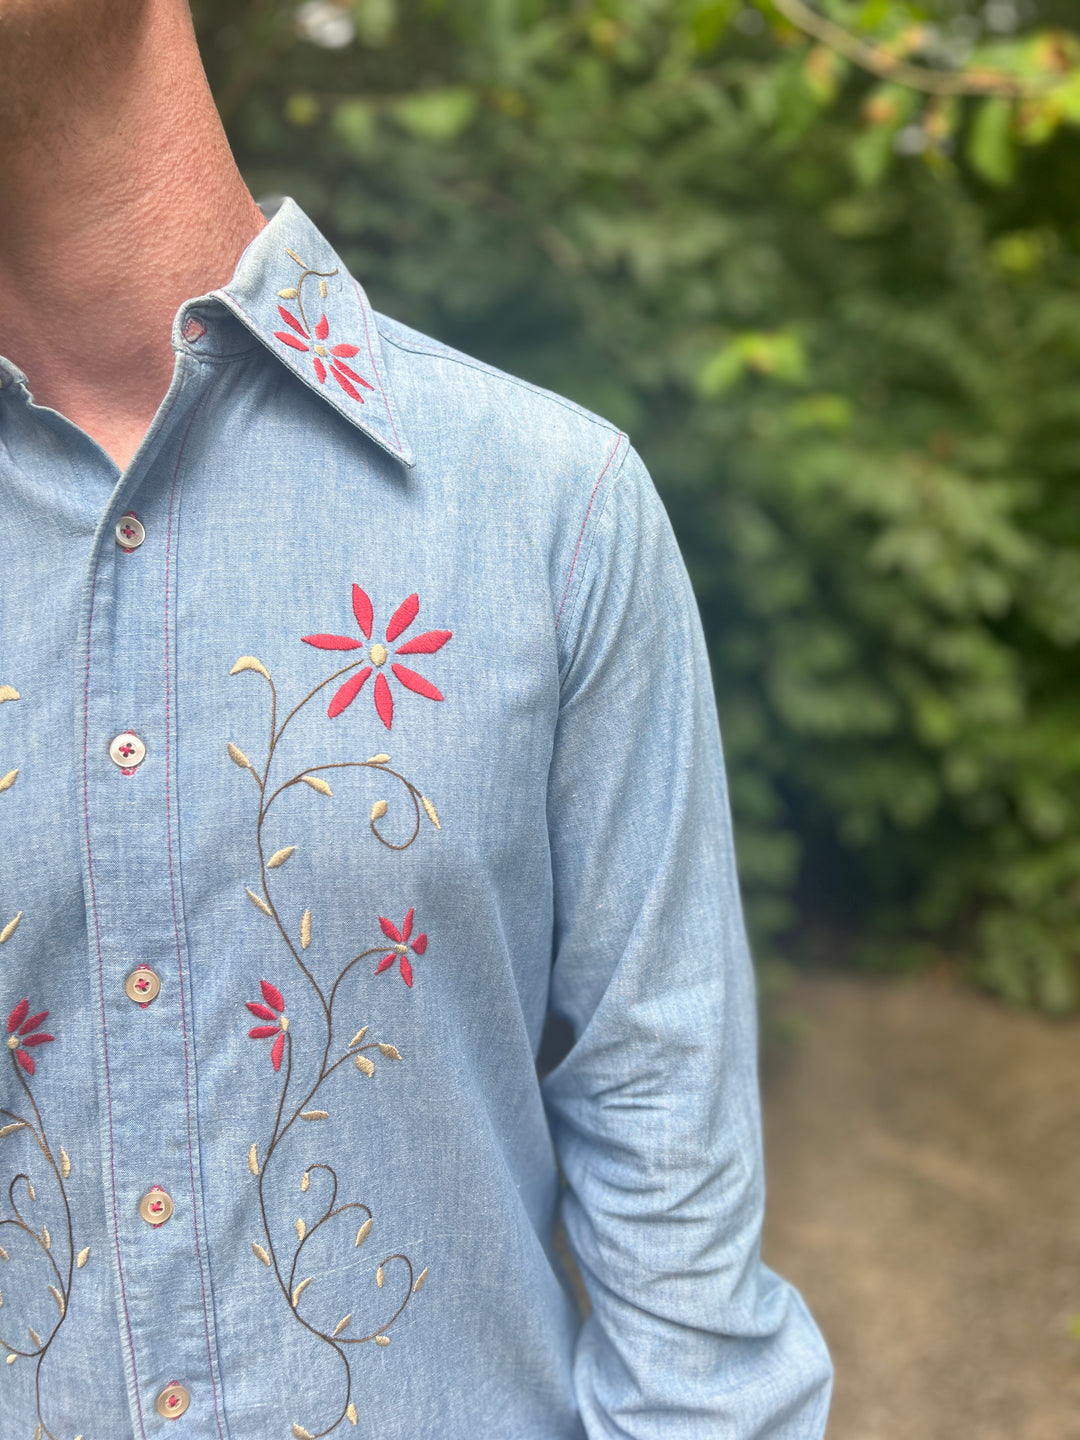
[229,642,440,1438]
[0,685,86,1440]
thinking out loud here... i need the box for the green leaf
[392,87,477,143]
[968,97,1016,188]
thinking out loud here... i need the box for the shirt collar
[212,197,415,468]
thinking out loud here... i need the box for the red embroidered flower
[375,910,427,988]
[6,999,53,1076]
[247,980,288,1071]
[302,584,452,730]
[273,306,375,402]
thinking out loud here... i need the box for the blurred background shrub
[195,0,1080,1012]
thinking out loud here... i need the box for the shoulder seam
[555,433,629,637]
[376,322,623,437]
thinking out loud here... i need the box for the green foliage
[197,0,1080,1011]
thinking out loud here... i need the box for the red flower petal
[401,908,414,941]
[331,358,373,388]
[330,343,361,358]
[400,955,414,988]
[15,1051,34,1075]
[351,585,373,639]
[274,331,310,352]
[246,1002,277,1022]
[330,364,366,403]
[374,672,393,730]
[328,666,372,719]
[394,629,452,656]
[313,357,327,384]
[390,664,444,702]
[302,634,364,651]
[386,594,419,643]
[278,306,306,335]
[375,954,396,974]
[248,1025,280,1039]
[315,313,330,341]
[379,916,403,943]
[271,1031,286,1072]
[19,1033,52,1047]
[410,933,428,955]
[7,999,28,1034]
[261,980,285,1012]
[18,1010,48,1036]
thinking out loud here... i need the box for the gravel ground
[761,972,1080,1440]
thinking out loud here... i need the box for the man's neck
[0,0,265,472]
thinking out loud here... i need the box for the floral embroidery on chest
[228,586,450,1438]
[274,247,374,402]
[0,683,90,1440]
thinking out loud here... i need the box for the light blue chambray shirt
[0,198,830,1440]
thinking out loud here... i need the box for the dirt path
[761,972,1080,1439]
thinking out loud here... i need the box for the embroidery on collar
[229,628,442,1438]
[274,248,375,402]
[0,684,90,1440]
[302,584,452,731]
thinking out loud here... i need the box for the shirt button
[138,1186,174,1227]
[124,966,161,1006]
[156,1381,190,1419]
[108,732,146,771]
[115,512,145,552]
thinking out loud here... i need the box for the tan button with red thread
[156,1382,190,1419]
[138,1186,174,1227]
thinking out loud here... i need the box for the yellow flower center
[6,1036,18,1050]
[369,643,388,666]
[280,1017,290,1031]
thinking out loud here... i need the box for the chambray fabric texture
[0,198,831,1440]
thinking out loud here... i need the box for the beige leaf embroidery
[41,1225,50,1250]
[227,742,253,771]
[0,1247,7,1260]
[48,1284,64,1316]
[354,1054,375,1078]
[4,1354,14,1365]
[59,1147,71,1179]
[246,888,274,917]
[0,913,22,945]
[301,775,333,797]
[319,279,328,299]
[348,1026,369,1048]
[375,1265,385,1289]
[291,1276,312,1307]
[292,1426,314,1440]
[26,1181,35,1201]
[28,1327,41,1347]
[300,1170,310,1193]
[230,656,271,681]
[267,846,296,869]
[300,909,312,950]
[346,1403,358,1425]
[0,686,19,703]
[366,753,390,765]
[421,795,441,829]
[377,1043,402,1061]
[76,1247,90,1269]
[354,1218,372,1247]
[278,287,298,300]
[0,769,17,794]
[252,1243,272,1268]
[285,247,306,266]
[0,1287,3,1306]
[295,1218,306,1242]
[0,1123,26,1138]
[332,1313,351,1337]
[375,1334,390,1347]
[248,1143,259,1176]
[370,799,388,821]
[413,1266,429,1293]
[300,1110,329,1121]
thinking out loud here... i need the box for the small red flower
[273,305,375,402]
[6,998,53,1076]
[375,909,428,988]
[247,980,288,1071]
[302,584,452,729]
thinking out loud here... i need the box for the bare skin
[0,0,266,472]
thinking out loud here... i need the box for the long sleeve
[541,442,833,1437]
